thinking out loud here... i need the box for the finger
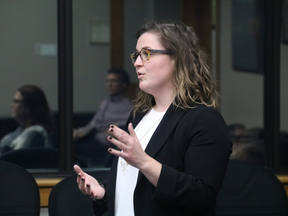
[75,176,85,194]
[79,176,86,191]
[73,164,84,174]
[108,124,116,135]
[108,148,122,157]
[107,135,127,150]
[127,123,137,138]
[76,174,82,185]
[86,184,92,196]
[109,125,128,142]
[74,164,85,184]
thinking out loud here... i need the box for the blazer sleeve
[92,181,108,216]
[153,107,232,212]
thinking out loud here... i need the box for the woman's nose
[134,55,143,67]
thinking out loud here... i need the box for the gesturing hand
[107,123,162,187]
[73,164,105,200]
[107,123,149,170]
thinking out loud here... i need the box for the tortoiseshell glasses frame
[130,48,171,63]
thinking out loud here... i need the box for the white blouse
[114,108,165,216]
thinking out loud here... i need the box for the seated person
[73,68,133,167]
[228,123,266,166]
[0,85,54,155]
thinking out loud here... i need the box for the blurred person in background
[0,84,53,155]
[73,68,132,166]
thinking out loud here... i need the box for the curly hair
[133,21,219,115]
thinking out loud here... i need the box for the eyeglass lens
[131,49,150,63]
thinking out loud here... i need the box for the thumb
[128,123,137,138]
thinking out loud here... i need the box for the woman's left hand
[107,123,148,170]
[107,123,162,186]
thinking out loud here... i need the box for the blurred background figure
[229,123,288,168]
[228,123,266,166]
[73,68,133,167]
[0,85,54,155]
[228,123,247,143]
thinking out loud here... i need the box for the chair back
[48,169,109,216]
[216,160,288,216]
[0,160,40,216]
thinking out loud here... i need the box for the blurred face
[11,91,29,123]
[106,73,127,96]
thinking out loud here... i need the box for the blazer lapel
[130,112,146,129]
[145,104,186,158]
[131,104,186,158]
[132,105,186,182]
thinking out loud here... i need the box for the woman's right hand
[73,164,105,200]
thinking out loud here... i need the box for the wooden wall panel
[110,0,124,68]
[181,0,212,56]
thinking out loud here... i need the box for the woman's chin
[139,82,148,92]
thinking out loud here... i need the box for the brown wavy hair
[133,21,219,115]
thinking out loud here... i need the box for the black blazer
[94,104,232,216]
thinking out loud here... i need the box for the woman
[0,85,53,154]
[74,21,232,216]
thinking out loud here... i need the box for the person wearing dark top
[74,21,232,216]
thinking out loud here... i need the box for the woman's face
[11,91,29,122]
[133,32,174,96]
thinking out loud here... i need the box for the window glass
[0,0,59,170]
[72,1,111,168]
[220,0,266,166]
[280,0,288,168]
[72,0,181,168]
[1,0,284,173]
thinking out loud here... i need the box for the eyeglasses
[13,99,23,104]
[130,48,171,64]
